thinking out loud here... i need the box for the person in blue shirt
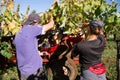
[14,13,54,80]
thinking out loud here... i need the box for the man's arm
[43,18,54,32]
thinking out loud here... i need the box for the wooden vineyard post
[116,39,120,80]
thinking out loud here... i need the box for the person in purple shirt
[14,13,54,80]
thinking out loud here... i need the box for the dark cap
[89,20,104,29]
[23,13,41,25]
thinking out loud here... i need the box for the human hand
[82,22,89,28]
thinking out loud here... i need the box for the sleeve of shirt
[98,34,105,47]
[31,26,45,37]
[98,35,105,42]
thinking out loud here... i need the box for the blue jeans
[80,69,106,80]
